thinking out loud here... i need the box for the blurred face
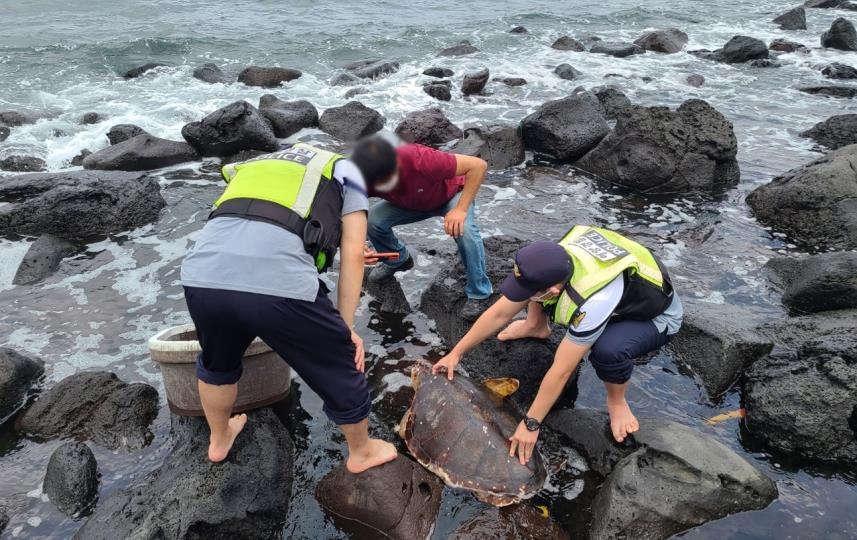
[373,168,399,193]
[529,282,564,303]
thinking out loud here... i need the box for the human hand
[363,244,379,266]
[443,207,467,238]
[351,330,365,372]
[509,421,539,465]
[431,350,462,380]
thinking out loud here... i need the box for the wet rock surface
[769,38,809,53]
[43,442,99,517]
[744,333,857,466]
[0,170,165,240]
[0,110,39,127]
[596,416,777,539]
[83,134,198,171]
[347,59,400,79]
[521,92,609,163]
[330,72,360,86]
[686,74,705,87]
[449,505,570,539]
[70,149,91,166]
[821,17,857,51]
[182,100,279,157]
[0,348,44,422]
[13,234,79,285]
[438,40,479,57]
[498,77,527,86]
[394,107,462,147]
[589,41,644,57]
[449,124,524,169]
[0,155,47,172]
[106,124,147,145]
[122,62,167,79]
[800,114,857,149]
[365,278,411,315]
[805,0,853,7]
[699,35,769,63]
[669,301,773,398]
[344,87,368,99]
[822,62,857,79]
[423,67,453,78]
[799,85,857,98]
[576,99,740,193]
[316,457,443,540]
[75,408,294,540]
[593,86,632,119]
[554,63,582,80]
[765,252,857,313]
[0,126,8,141]
[423,81,452,101]
[319,101,385,141]
[633,28,688,53]
[461,68,489,96]
[551,36,585,51]
[545,409,628,477]
[421,236,563,407]
[20,371,158,450]
[550,408,777,539]
[237,65,302,87]
[258,95,318,138]
[192,62,227,84]
[80,112,104,125]
[746,143,857,250]
[773,7,807,29]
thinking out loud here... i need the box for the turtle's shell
[399,365,547,506]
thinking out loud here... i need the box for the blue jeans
[367,192,493,299]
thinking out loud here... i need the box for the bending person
[432,226,682,464]
[181,143,396,472]
[351,136,493,320]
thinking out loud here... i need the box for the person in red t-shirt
[352,136,493,319]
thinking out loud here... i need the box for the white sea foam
[0,239,31,291]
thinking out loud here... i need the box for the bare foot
[208,413,248,462]
[498,319,551,342]
[606,398,639,443]
[346,438,398,474]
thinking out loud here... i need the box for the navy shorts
[588,320,670,384]
[183,283,370,425]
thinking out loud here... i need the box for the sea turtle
[398,364,547,506]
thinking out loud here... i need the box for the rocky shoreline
[2,8,857,540]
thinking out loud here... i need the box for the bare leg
[604,381,639,443]
[341,418,398,474]
[198,380,247,462]
[498,301,551,341]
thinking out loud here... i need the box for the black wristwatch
[524,417,541,432]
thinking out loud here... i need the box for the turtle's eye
[418,482,432,499]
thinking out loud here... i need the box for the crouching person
[433,226,683,463]
[180,143,397,472]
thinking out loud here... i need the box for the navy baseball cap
[501,241,573,302]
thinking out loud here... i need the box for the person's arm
[443,154,488,238]
[338,210,368,371]
[432,296,529,379]
[509,338,590,464]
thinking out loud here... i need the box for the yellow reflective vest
[210,143,344,272]
[548,226,670,327]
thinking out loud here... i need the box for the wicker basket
[149,324,291,416]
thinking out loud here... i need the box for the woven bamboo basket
[148,324,291,416]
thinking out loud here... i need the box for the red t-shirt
[368,144,465,212]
